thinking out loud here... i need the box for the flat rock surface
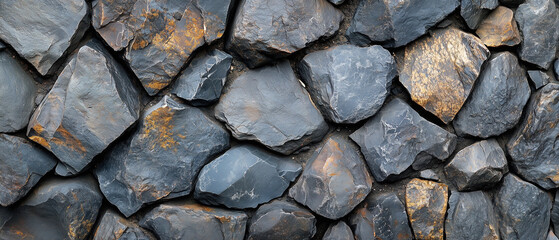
[248,200,316,240]
[476,6,521,47]
[93,209,155,240]
[323,222,354,240]
[445,191,499,240]
[405,178,448,240]
[527,70,551,90]
[460,0,498,29]
[552,191,559,237]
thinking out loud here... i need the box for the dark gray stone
[227,0,343,68]
[323,222,354,240]
[248,200,316,240]
[328,0,346,5]
[346,0,459,48]
[27,40,141,176]
[0,0,89,75]
[445,191,500,240]
[215,61,328,155]
[171,49,232,106]
[298,44,396,124]
[461,0,499,29]
[349,98,456,182]
[419,169,440,181]
[555,59,559,79]
[93,209,155,240]
[528,70,551,89]
[553,191,559,237]
[195,145,301,209]
[0,42,4,49]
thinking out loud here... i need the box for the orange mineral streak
[183,202,215,212]
[141,106,183,151]
[29,124,51,149]
[51,126,87,153]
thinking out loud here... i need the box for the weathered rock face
[350,98,456,182]
[93,209,155,240]
[0,0,89,75]
[298,44,397,124]
[346,0,459,47]
[215,61,328,155]
[96,96,229,217]
[528,70,552,90]
[515,0,559,69]
[92,0,236,95]
[507,83,559,189]
[419,169,440,181]
[445,191,499,240]
[248,200,316,240]
[27,40,141,176]
[552,191,559,235]
[405,178,449,240]
[0,176,103,240]
[195,145,301,209]
[476,6,521,47]
[323,222,354,240]
[453,52,531,138]
[171,49,232,106]
[289,135,372,219]
[399,27,490,123]
[140,201,248,240]
[461,0,499,29]
[227,0,343,68]
[494,174,551,240]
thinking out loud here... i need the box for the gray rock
[96,95,229,217]
[528,70,551,89]
[323,222,354,240]
[248,200,316,240]
[215,61,328,155]
[349,98,456,182]
[329,0,346,5]
[494,174,551,240]
[227,0,343,68]
[298,45,396,124]
[549,231,559,240]
[553,191,559,235]
[555,59,559,79]
[0,0,89,75]
[346,0,459,48]
[27,40,141,176]
[461,0,499,29]
[419,169,440,181]
[0,41,4,49]
[445,191,500,240]
[516,0,559,69]
[93,209,155,240]
[171,49,232,106]
[195,145,301,209]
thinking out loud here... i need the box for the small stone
[93,209,155,240]
[289,135,373,219]
[555,59,559,79]
[329,0,346,4]
[215,61,328,155]
[445,191,499,240]
[227,0,343,68]
[140,200,247,240]
[350,98,456,182]
[0,0,89,75]
[405,178,448,240]
[461,0,498,29]
[400,27,490,123]
[516,0,559,69]
[171,49,232,106]
[323,222,354,240]
[248,200,316,240]
[298,44,397,124]
[476,6,522,47]
[494,174,551,240]
[419,169,440,181]
[528,70,551,89]
[346,0,459,47]
[552,191,559,235]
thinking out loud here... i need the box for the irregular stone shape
[248,200,316,240]
[93,209,155,240]
[553,191,559,235]
[0,134,56,206]
[27,40,141,176]
[298,44,397,124]
[349,98,456,182]
[453,52,531,138]
[507,83,559,189]
[227,0,343,68]
[494,174,551,240]
[0,0,89,75]
[346,0,459,48]
[555,59,559,79]
[0,176,103,240]
[323,222,354,240]
[329,0,346,4]
[476,6,522,47]
[0,50,37,132]
[140,201,247,240]
[349,193,413,240]
[400,27,490,123]
[445,191,499,240]
[92,0,236,95]
[528,70,551,90]
[171,49,232,106]
[96,96,229,217]
[461,0,498,29]
[419,169,440,181]
[405,178,448,240]
[215,61,328,155]
[549,231,559,240]
[289,135,372,219]
[195,145,301,209]
[515,0,559,69]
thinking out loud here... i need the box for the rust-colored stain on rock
[405,178,449,240]
[476,6,521,47]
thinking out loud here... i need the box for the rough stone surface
[195,145,301,209]
[298,44,397,124]
[528,70,551,90]
[140,201,248,240]
[476,6,522,47]
[461,0,498,29]
[405,178,449,240]
[400,27,490,123]
[346,0,459,48]
[227,0,343,68]
[93,209,155,240]
[171,49,232,106]
[494,174,551,240]
[445,191,499,240]
[323,222,354,240]
[248,200,316,240]
[289,135,372,219]
[329,0,346,5]
[215,61,328,155]
[553,191,559,239]
[92,0,236,95]
[350,98,456,182]
[419,169,440,181]
[453,52,531,138]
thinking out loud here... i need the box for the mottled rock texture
[93,209,155,240]
[323,222,354,240]
[248,200,316,240]
[476,6,521,47]
[405,178,448,240]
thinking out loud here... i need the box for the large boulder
[247,200,316,240]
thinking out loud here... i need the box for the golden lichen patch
[405,178,448,240]
[476,6,521,47]
[141,106,184,151]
